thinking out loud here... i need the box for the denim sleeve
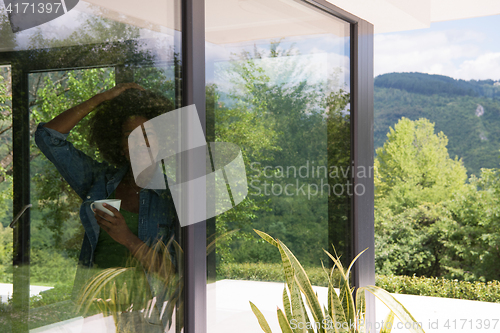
[34,122,106,200]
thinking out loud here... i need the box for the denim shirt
[34,123,177,268]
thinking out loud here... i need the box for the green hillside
[375,72,500,176]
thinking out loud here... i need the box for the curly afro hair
[89,89,175,166]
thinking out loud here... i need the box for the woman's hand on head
[93,203,141,251]
[102,82,145,101]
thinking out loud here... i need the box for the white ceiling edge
[326,0,500,34]
[76,0,500,40]
[430,0,500,22]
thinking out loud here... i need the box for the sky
[374,14,500,81]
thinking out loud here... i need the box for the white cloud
[455,52,500,80]
[374,30,495,80]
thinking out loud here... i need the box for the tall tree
[374,118,469,277]
[375,117,467,213]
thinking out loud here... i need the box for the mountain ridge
[374,72,500,176]
[375,72,500,99]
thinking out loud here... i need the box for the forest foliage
[375,72,500,99]
[375,72,500,176]
[375,117,500,281]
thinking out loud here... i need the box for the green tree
[208,78,280,263]
[214,42,350,267]
[326,89,351,266]
[0,67,13,281]
[374,118,469,277]
[444,168,500,281]
[375,118,467,213]
[0,6,17,51]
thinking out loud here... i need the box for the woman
[34,83,178,329]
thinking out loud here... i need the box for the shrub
[217,263,500,303]
[376,274,500,303]
[249,230,425,333]
[217,262,340,287]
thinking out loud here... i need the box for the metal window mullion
[181,0,207,332]
[351,19,376,326]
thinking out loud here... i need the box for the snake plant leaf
[278,240,327,333]
[279,242,296,293]
[161,279,183,327]
[254,229,278,247]
[323,250,356,329]
[206,229,240,255]
[323,313,337,333]
[250,301,273,333]
[360,285,425,333]
[379,311,395,333]
[278,307,294,333]
[320,262,346,333]
[356,288,366,333]
[290,281,312,333]
[339,279,355,331]
[327,279,348,333]
[283,286,293,325]
[299,287,315,333]
[278,242,307,333]
[76,267,131,315]
[173,239,184,273]
[345,248,368,281]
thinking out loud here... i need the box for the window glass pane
[373,16,500,329]
[0,64,13,300]
[206,1,350,331]
[0,2,182,332]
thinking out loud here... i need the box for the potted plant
[250,230,426,333]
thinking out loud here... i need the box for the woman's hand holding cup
[92,200,140,250]
[90,199,121,217]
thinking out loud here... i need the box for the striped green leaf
[290,283,308,333]
[278,307,294,333]
[324,250,356,329]
[323,313,337,333]
[283,286,293,325]
[76,267,131,315]
[278,241,326,333]
[254,229,278,247]
[324,263,347,333]
[346,249,368,281]
[361,285,426,333]
[250,301,273,333]
[379,311,395,333]
[356,288,366,333]
[279,243,296,293]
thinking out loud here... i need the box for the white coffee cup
[91,199,121,217]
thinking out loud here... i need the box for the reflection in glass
[0,65,13,328]
[0,1,183,332]
[206,0,351,331]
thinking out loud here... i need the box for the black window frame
[183,0,374,331]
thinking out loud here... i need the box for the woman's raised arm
[43,83,144,134]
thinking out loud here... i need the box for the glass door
[0,1,183,331]
[205,0,352,331]
[0,64,14,328]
